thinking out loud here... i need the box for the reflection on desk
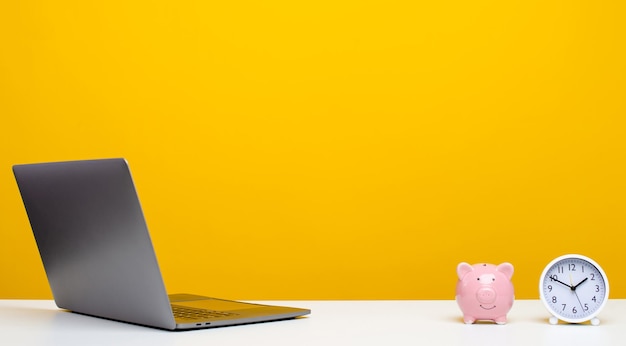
[1,300,625,345]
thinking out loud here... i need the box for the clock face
[539,255,609,323]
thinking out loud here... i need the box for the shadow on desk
[7,304,144,331]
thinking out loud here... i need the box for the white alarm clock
[539,254,609,325]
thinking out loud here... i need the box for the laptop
[12,158,310,330]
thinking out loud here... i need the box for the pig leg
[495,316,507,325]
[463,315,476,324]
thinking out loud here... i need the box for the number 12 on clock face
[539,254,609,325]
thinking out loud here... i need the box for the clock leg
[549,316,558,325]
[591,317,600,326]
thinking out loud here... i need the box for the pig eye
[476,278,480,281]
[492,278,495,281]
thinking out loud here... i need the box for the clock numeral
[561,304,566,311]
[590,273,595,281]
[581,265,585,273]
[583,303,589,311]
[552,296,558,303]
[568,264,576,271]
[572,306,577,314]
[550,274,559,282]
[592,296,597,303]
[547,285,553,292]
[557,266,564,274]
[595,285,600,292]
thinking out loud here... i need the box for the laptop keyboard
[171,304,240,320]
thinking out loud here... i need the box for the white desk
[1,300,625,345]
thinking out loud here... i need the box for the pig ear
[497,262,514,280]
[457,262,474,279]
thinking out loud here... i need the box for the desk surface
[1,299,625,345]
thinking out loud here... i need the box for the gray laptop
[12,158,310,330]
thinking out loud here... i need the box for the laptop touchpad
[174,299,262,311]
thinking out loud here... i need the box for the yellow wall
[1,1,625,300]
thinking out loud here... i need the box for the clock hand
[564,274,586,313]
[574,290,585,313]
[549,275,573,289]
[572,277,588,291]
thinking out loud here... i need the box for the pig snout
[476,287,497,304]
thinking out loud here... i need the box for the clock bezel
[538,254,610,324]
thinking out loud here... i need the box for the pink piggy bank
[455,262,514,324]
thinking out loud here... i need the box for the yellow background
[1,1,625,300]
